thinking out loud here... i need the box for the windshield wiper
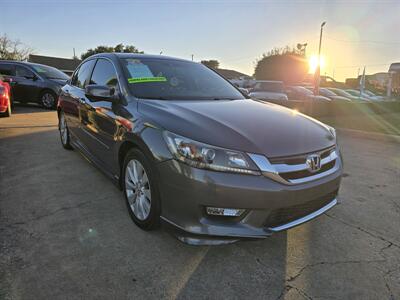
[211,97,235,100]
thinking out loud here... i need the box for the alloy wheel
[59,113,68,145]
[42,92,55,108]
[125,159,152,221]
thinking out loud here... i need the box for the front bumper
[157,156,342,244]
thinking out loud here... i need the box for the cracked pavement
[1,106,399,299]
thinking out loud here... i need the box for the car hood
[49,79,68,85]
[138,99,335,158]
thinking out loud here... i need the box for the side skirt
[69,133,121,189]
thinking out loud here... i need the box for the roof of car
[0,60,55,69]
[88,53,192,63]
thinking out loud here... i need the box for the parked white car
[346,89,385,101]
[249,81,288,101]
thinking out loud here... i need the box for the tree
[0,34,34,61]
[253,46,308,84]
[201,60,220,69]
[80,43,143,60]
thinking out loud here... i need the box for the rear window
[0,64,15,76]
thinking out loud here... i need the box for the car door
[61,59,96,148]
[78,58,120,170]
[13,65,40,102]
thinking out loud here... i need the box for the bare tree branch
[0,34,34,61]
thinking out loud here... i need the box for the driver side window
[89,59,119,90]
[15,66,34,78]
[72,60,96,89]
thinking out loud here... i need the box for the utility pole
[73,48,76,59]
[314,21,326,96]
[191,54,194,61]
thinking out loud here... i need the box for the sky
[1,0,399,81]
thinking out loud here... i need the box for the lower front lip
[156,158,342,242]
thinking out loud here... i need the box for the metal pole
[191,54,194,61]
[314,22,326,96]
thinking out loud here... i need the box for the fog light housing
[206,207,245,217]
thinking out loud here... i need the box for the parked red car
[0,77,12,117]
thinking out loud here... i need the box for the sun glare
[309,55,325,74]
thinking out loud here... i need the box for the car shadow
[0,128,288,299]
[12,102,50,114]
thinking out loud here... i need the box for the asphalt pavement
[0,105,399,300]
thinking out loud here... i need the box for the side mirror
[85,84,119,103]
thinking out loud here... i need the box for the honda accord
[58,53,342,244]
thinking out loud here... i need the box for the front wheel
[40,91,57,109]
[122,148,160,230]
[59,111,73,150]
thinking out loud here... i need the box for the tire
[58,111,73,150]
[122,148,160,230]
[40,90,57,109]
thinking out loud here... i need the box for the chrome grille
[269,146,335,165]
[248,147,340,185]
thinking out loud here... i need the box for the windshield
[320,88,336,97]
[120,58,244,100]
[346,90,359,96]
[31,65,69,80]
[294,86,313,95]
[331,89,354,98]
[364,90,376,96]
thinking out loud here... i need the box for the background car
[0,76,12,117]
[327,87,370,102]
[285,86,331,102]
[318,87,352,102]
[345,89,384,101]
[0,60,69,109]
[248,80,288,101]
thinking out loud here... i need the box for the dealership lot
[0,106,399,299]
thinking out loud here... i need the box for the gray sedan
[58,53,342,245]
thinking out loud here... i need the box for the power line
[325,35,400,45]
[334,63,391,69]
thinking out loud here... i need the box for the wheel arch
[117,138,153,189]
[117,128,172,188]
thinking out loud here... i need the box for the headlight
[163,131,260,175]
